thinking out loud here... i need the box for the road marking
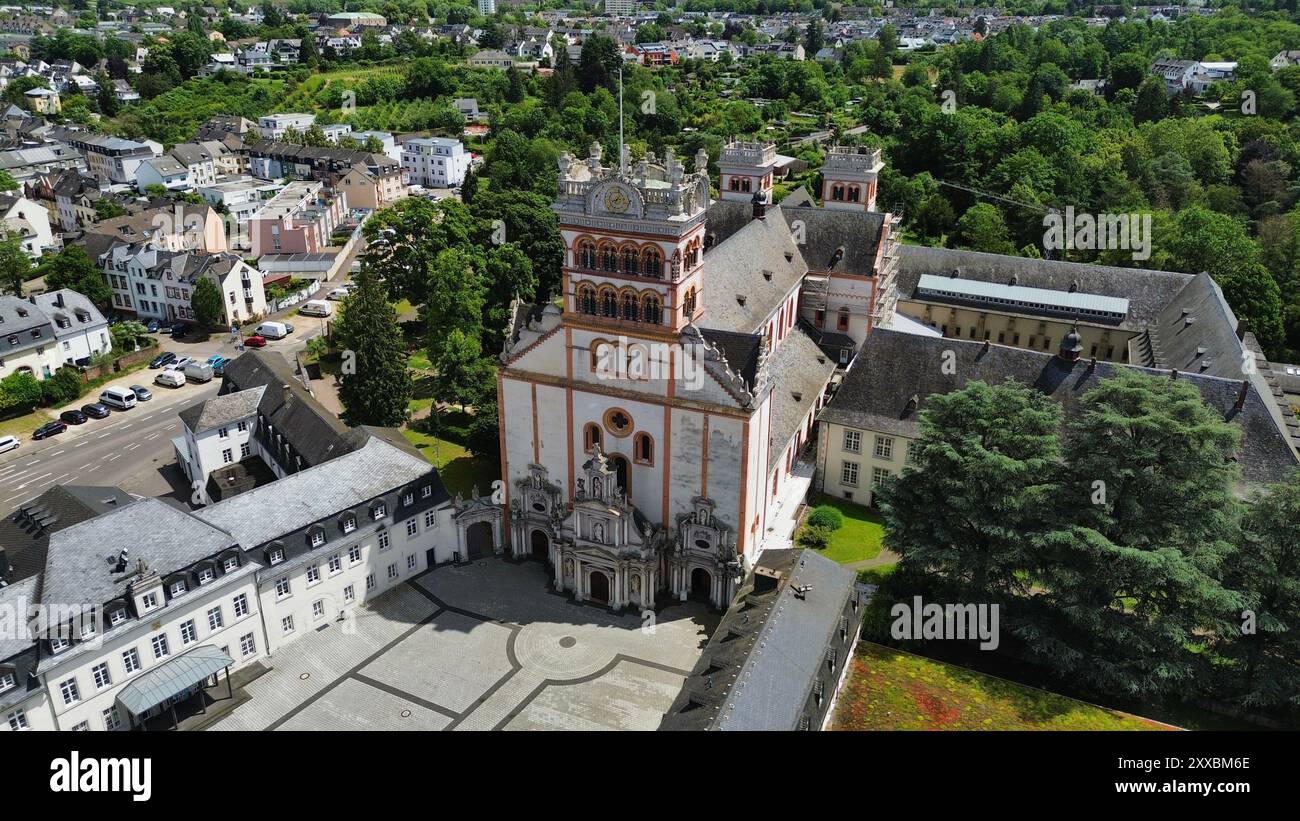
[124,443,140,451]
[144,432,161,441]
[49,449,64,456]
[97,432,112,439]
[77,463,94,471]
[107,454,121,462]
[14,472,52,490]
[74,441,88,447]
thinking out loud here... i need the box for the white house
[30,289,111,366]
[400,137,471,188]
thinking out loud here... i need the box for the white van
[154,370,186,388]
[183,361,214,383]
[299,299,333,317]
[99,385,138,410]
[255,321,291,339]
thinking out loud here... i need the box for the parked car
[154,370,186,388]
[33,420,67,440]
[129,385,153,402]
[298,300,333,317]
[206,355,227,375]
[98,386,137,410]
[146,318,160,333]
[244,335,267,348]
[255,321,291,339]
[149,351,177,369]
[80,403,111,419]
[184,361,214,383]
[327,287,350,301]
[170,323,188,338]
[0,434,19,454]
[59,409,88,425]
[167,356,194,371]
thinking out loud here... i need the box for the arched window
[578,240,597,269]
[577,284,597,314]
[848,186,860,202]
[682,287,697,318]
[590,339,612,372]
[620,291,638,321]
[729,177,740,191]
[641,293,662,325]
[584,423,602,452]
[832,184,845,202]
[634,432,654,465]
[642,248,662,278]
[622,247,639,274]
[741,177,752,192]
[601,244,618,272]
[600,287,617,317]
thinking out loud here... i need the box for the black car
[59,409,88,425]
[149,351,177,369]
[170,323,188,338]
[146,318,160,333]
[81,403,111,419]
[33,420,67,440]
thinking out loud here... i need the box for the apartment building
[29,289,111,366]
[249,181,348,256]
[257,112,316,141]
[0,295,60,380]
[400,137,470,188]
[54,130,158,184]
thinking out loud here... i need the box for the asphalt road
[0,237,368,518]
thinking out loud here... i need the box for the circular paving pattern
[512,622,618,680]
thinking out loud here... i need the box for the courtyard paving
[208,558,717,731]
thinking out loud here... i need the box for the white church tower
[717,140,778,204]
[820,145,884,211]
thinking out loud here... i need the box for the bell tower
[821,145,883,212]
[718,140,777,204]
[555,142,713,335]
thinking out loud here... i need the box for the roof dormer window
[310,529,325,548]
[341,514,356,534]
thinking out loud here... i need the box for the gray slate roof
[41,498,238,610]
[763,327,836,464]
[0,484,133,584]
[702,209,807,335]
[0,295,56,357]
[192,437,435,550]
[178,385,266,434]
[819,329,1300,486]
[0,575,40,660]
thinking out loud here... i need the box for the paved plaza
[209,558,718,731]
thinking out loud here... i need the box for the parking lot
[210,559,718,732]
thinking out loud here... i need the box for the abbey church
[490,139,903,611]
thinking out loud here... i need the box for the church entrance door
[589,570,610,603]
[530,530,549,562]
[466,522,493,560]
[690,567,712,600]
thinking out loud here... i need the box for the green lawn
[832,642,1176,731]
[802,495,886,564]
[401,428,497,498]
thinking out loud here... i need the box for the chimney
[1236,319,1250,341]
[282,383,292,405]
[54,292,64,308]
[704,231,716,250]
[1234,380,1249,411]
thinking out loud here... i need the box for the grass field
[803,495,886,564]
[832,642,1175,731]
[401,428,497,497]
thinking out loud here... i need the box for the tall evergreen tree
[333,269,413,428]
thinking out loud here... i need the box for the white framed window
[152,634,170,659]
[269,548,285,565]
[169,580,187,597]
[233,593,249,618]
[310,530,325,548]
[275,577,291,599]
[80,617,96,639]
[407,554,417,570]
[424,510,436,528]
[240,633,256,657]
[342,515,356,534]
[306,564,320,585]
[240,442,251,458]
[238,420,248,432]
[281,615,294,634]
[222,448,233,464]
[198,567,215,585]
[405,518,417,538]
[348,545,362,564]
[387,563,398,580]
[421,485,432,498]
[0,672,14,693]
[223,556,240,572]
[8,709,28,730]
[372,502,386,519]
[328,555,341,574]
[179,619,198,645]
[122,647,141,674]
[841,461,859,487]
[59,677,80,705]
[379,529,391,550]
[312,600,325,619]
[874,435,894,460]
[219,426,229,439]
[843,430,861,453]
[366,573,375,591]
[103,706,122,731]
[71,721,89,731]
[207,606,224,631]
[109,609,128,626]
[50,636,70,653]
[343,584,355,603]
[141,591,159,611]
[91,662,112,690]
[402,492,413,506]
[871,466,892,488]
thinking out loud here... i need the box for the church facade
[490,140,896,611]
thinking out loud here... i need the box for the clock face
[604,186,630,214]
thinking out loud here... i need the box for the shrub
[807,504,845,531]
[40,367,85,407]
[0,371,41,416]
[797,524,832,550]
